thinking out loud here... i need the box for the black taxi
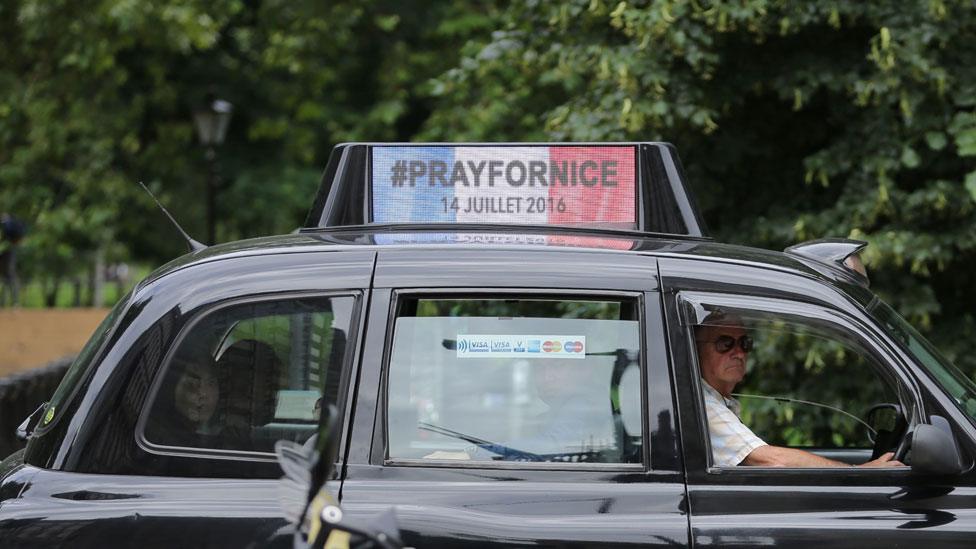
[2,143,974,548]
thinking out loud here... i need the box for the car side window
[680,292,913,468]
[142,295,355,455]
[387,296,643,466]
[735,325,899,451]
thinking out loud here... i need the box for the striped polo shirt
[701,380,767,467]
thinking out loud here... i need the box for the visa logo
[491,341,512,352]
[470,340,489,352]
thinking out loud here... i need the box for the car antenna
[138,181,207,252]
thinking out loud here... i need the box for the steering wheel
[893,427,913,462]
[864,403,908,461]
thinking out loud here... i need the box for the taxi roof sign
[303,142,708,238]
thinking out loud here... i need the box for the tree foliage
[421,0,976,376]
[1,0,975,379]
[0,0,489,278]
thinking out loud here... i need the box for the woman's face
[174,361,219,425]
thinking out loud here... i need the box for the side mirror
[16,402,47,441]
[275,403,338,525]
[275,439,315,524]
[911,415,967,475]
[864,403,903,444]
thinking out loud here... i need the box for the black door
[661,259,976,548]
[338,249,689,547]
[0,252,374,548]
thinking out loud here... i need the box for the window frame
[135,290,362,463]
[376,288,649,472]
[676,290,924,473]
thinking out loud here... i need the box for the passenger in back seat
[214,339,283,450]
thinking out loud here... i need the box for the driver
[697,321,906,468]
[424,358,612,462]
[510,358,612,458]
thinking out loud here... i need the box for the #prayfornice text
[389,159,620,188]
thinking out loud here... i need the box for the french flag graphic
[372,146,636,226]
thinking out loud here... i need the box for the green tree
[0,0,492,296]
[0,0,236,301]
[3,0,975,385]
[422,0,976,376]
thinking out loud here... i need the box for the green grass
[14,264,153,308]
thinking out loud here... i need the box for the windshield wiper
[417,422,544,461]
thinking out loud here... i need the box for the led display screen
[371,145,637,227]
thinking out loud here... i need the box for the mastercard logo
[542,340,561,352]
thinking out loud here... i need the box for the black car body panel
[4,228,976,547]
[2,466,286,548]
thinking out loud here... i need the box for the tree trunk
[44,277,59,307]
[72,278,82,307]
[89,248,105,307]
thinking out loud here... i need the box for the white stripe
[455,147,549,224]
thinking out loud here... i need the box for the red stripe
[547,146,636,226]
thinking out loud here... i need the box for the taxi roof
[146,224,852,292]
[149,142,865,294]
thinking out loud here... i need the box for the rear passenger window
[142,295,356,454]
[387,296,643,465]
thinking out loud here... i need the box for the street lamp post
[192,96,233,245]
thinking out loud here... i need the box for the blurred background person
[0,214,26,307]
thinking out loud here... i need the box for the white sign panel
[456,334,586,359]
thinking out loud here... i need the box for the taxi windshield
[868,298,976,423]
[35,290,131,433]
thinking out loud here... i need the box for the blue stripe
[372,146,456,223]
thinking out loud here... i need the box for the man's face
[535,360,580,404]
[696,324,750,392]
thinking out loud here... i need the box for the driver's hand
[858,451,906,468]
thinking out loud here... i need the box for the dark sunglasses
[704,334,754,354]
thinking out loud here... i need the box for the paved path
[0,308,108,376]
